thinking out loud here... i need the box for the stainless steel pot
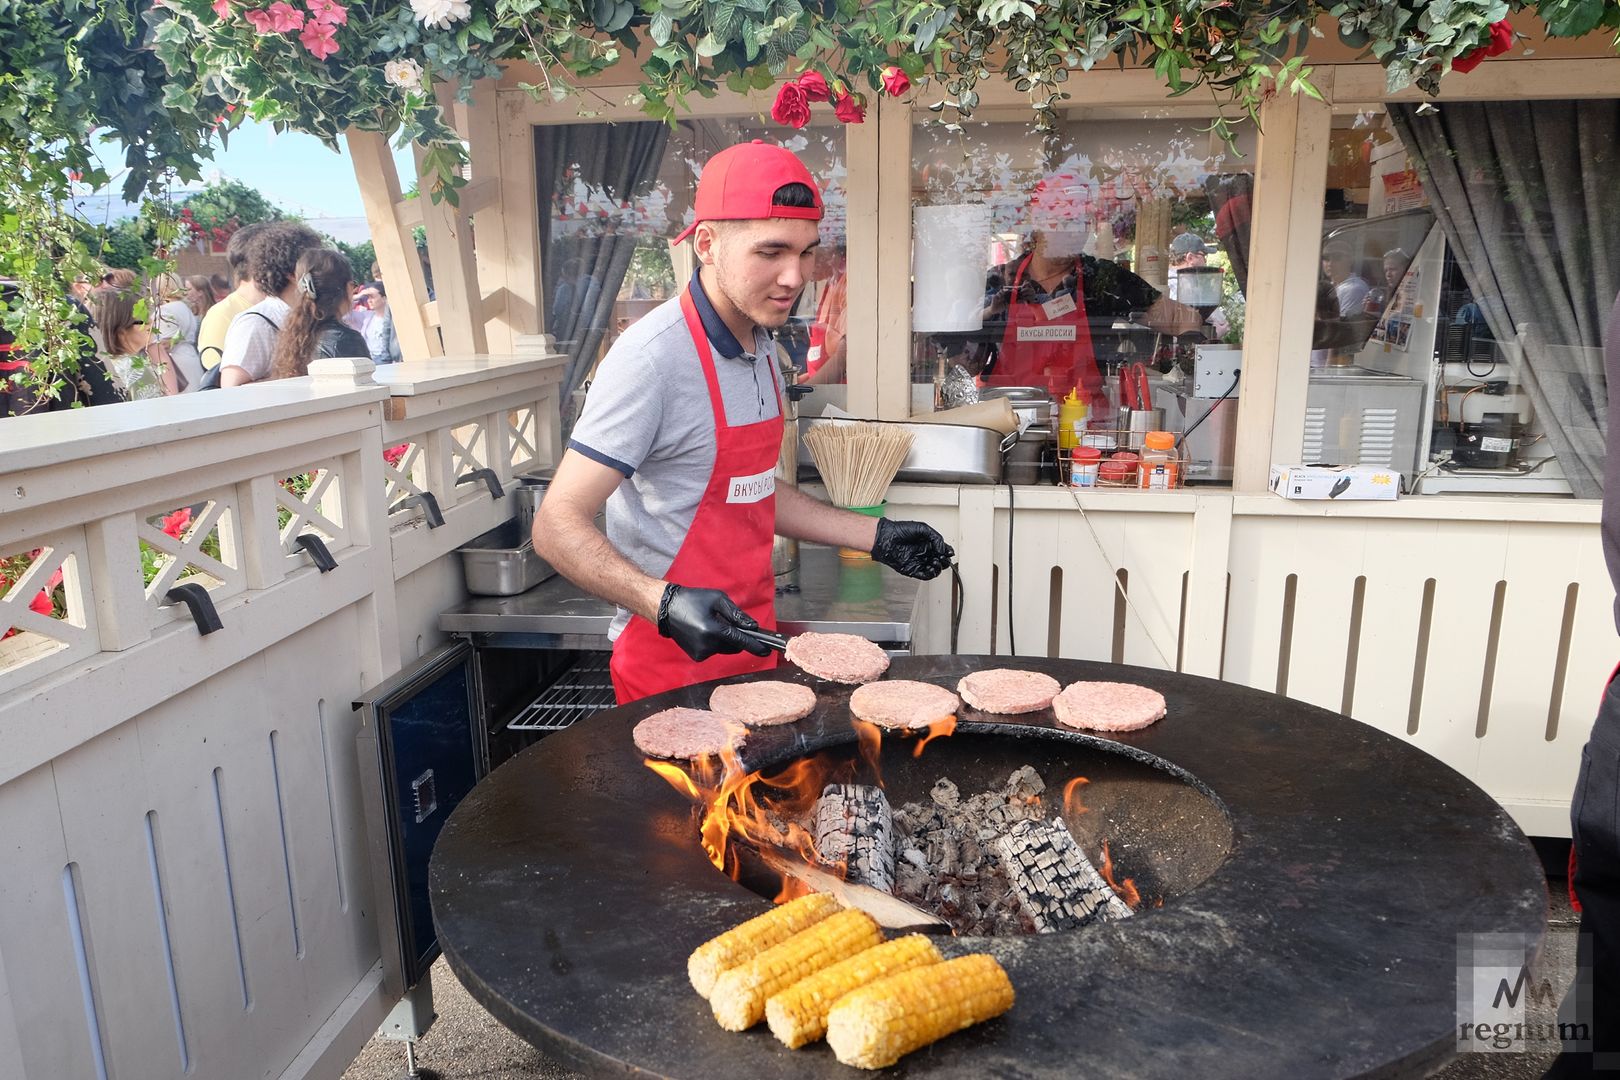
[798,418,1007,485]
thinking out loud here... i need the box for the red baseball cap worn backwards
[671,140,822,244]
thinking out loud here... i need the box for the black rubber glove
[656,583,772,662]
[870,518,955,580]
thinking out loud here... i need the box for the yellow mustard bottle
[1057,389,1087,451]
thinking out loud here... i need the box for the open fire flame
[644,713,958,891]
[1097,839,1142,909]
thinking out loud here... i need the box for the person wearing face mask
[532,141,954,704]
[976,184,1202,401]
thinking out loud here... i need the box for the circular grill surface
[429,656,1546,1079]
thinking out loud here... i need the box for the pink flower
[797,71,830,102]
[268,1,305,30]
[833,91,866,124]
[161,507,192,539]
[28,589,52,618]
[383,443,410,467]
[300,19,340,58]
[771,81,811,129]
[306,0,347,26]
[213,0,231,17]
[880,66,910,97]
[245,8,276,31]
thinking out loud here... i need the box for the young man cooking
[533,141,954,704]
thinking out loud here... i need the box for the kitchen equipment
[512,467,555,537]
[458,520,558,596]
[355,642,486,999]
[1005,424,1052,485]
[798,418,1006,485]
[736,627,789,653]
[1304,366,1425,477]
[978,386,1056,430]
[1171,393,1238,484]
[1123,406,1165,451]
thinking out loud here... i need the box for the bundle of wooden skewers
[803,422,914,510]
[688,893,1014,1069]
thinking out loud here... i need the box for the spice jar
[1069,446,1102,488]
[1138,431,1180,490]
[1097,451,1138,487]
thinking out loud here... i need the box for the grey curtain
[1390,101,1620,498]
[535,122,670,405]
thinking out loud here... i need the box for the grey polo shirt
[568,272,782,639]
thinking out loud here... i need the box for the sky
[85,118,418,236]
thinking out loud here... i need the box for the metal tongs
[736,626,789,653]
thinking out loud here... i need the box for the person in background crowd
[209,273,231,303]
[1546,290,1620,1078]
[1,291,122,416]
[219,221,324,387]
[1322,243,1370,318]
[92,286,163,400]
[185,275,215,322]
[96,268,136,295]
[357,281,402,365]
[1363,248,1409,316]
[197,222,270,370]
[147,273,204,392]
[69,274,92,305]
[1166,231,1207,294]
[268,249,369,380]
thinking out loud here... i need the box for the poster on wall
[1381,169,1428,212]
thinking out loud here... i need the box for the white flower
[409,0,471,30]
[384,58,424,90]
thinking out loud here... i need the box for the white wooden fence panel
[0,355,566,1080]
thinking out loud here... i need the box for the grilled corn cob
[765,934,942,1048]
[825,953,1014,1069]
[709,909,883,1031]
[687,892,840,998]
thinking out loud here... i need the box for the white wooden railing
[0,352,564,1080]
[886,484,1615,838]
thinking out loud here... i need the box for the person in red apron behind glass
[981,227,1207,403]
[533,142,954,704]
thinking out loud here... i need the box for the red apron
[608,287,783,704]
[990,255,1101,400]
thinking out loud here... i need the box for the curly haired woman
[268,248,369,380]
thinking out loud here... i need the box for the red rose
[771,81,812,129]
[797,71,830,102]
[880,66,910,97]
[833,91,866,124]
[1451,46,1486,74]
[1485,19,1514,56]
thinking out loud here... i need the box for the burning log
[994,817,1133,932]
[814,784,895,893]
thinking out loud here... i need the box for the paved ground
[343,876,1581,1080]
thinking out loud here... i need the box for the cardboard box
[1269,464,1401,501]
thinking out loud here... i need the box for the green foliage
[334,239,378,283]
[182,179,285,230]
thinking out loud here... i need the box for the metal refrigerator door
[354,641,486,996]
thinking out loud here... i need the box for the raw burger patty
[709,681,818,726]
[958,669,1062,714]
[632,708,744,760]
[784,632,890,684]
[1051,681,1167,732]
[849,680,960,729]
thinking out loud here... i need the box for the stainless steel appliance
[797,418,1008,485]
[1303,366,1426,477]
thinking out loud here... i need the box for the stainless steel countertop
[439,543,923,648]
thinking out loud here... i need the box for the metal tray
[458,520,558,596]
[797,417,1007,485]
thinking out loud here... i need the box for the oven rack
[507,651,616,732]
